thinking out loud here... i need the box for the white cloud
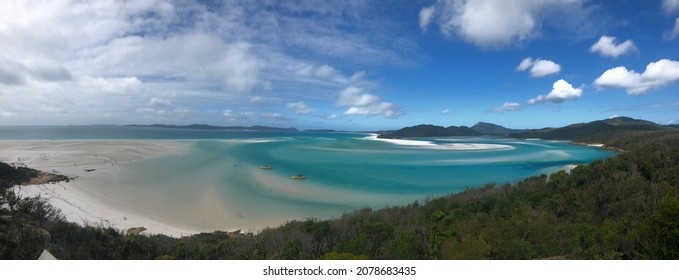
[0,1,407,126]
[427,0,585,48]
[419,6,436,32]
[315,65,336,78]
[149,97,172,107]
[590,35,637,58]
[528,79,582,104]
[491,102,521,112]
[663,0,679,13]
[593,59,679,95]
[286,101,316,114]
[337,86,403,118]
[516,57,561,77]
[666,17,679,39]
[0,109,16,117]
[79,76,141,94]
[441,108,451,114]
[223,109,234,118]
[173,107,193,115]
[516,58,534,72]
[260,112,293,122]
[324,114,340,120]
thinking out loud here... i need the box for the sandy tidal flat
[0,140,199,236]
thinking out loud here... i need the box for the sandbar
[0,140,201,237]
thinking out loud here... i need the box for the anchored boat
[291,174,306,179]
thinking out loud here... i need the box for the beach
[0,140,201,236]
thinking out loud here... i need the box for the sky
[1,0,679,130]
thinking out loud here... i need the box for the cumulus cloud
[419,6,436,32]
[337,86,403,118]
[491,102,521,113]
[528,79,582,104]
[593,59,679,95]
[590,36,637,58]
[423,0,586,48]
[516,57,561,77]
[286,101,316,114]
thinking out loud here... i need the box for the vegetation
[509,117,671,141]
[2,126,679,259]
[471,122,525,135]
[378,124,481,139]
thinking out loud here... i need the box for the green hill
[378,124,480,139]
[510,117,668,141]
[471,122,525,135]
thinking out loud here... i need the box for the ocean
[0,126,617,231]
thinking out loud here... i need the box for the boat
[291,174,306,179]
[259,165,273,169]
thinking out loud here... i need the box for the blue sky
[1,0,679,130]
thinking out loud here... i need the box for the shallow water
[0,127,617,231]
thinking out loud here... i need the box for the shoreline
[1,140,202,237]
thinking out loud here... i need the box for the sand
[363,134,514,150]
[0,140,201,237]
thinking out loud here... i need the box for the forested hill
[377,124,481,139]
[3,128,679,259]
[377,117,673,140]
[509,117,671,141]
[471,122,525,135]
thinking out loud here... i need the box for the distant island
[378,117,674,141]
[126,124,298,132]
[378,122,522,139]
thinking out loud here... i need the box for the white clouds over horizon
[590,36,637,58]
[528,79,583,105]
[594,59,679,95]
[0,0,409,126]
[516,57,561,77]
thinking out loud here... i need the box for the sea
[0,126,617,231]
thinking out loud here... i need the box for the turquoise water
[0,126,617,230]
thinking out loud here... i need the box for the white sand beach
[362,134,513,150]
[0,140,202,237]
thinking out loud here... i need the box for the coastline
[1,140,201,237]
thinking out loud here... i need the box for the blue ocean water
[0,126,617,230]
